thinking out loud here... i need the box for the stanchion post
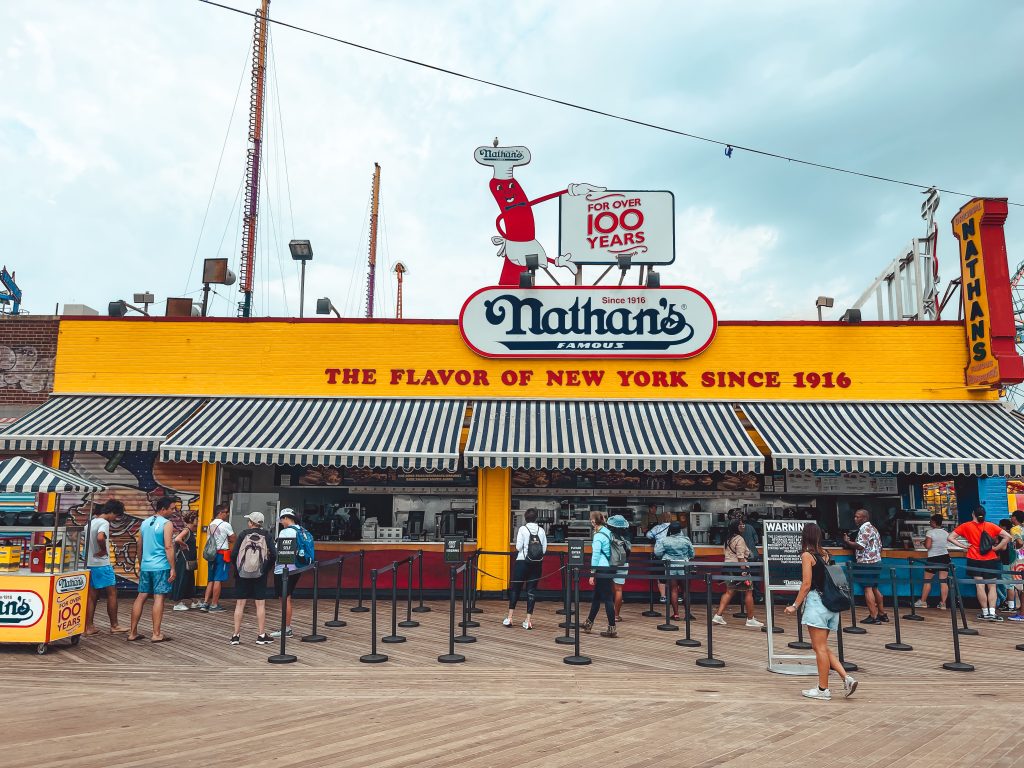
[676,564,700,648]
[556,553,568,616]
[301,562,327,643]
[657,564,678,632]
[696,573,724,668]
[904,563,924,621]
[563,565,591,665]
[843,562,867,634]
[788,604,812,650]
[884,567,912,651]
[943,566,975,672]
[351,550,369,613]
[454,562,476,644]
[359,569,388,663]
[732,564,748,619]
[268,569,297,664]
[438,565,465,663]
[399,557,420,628]
[468,554,483,614]
[412,549,431,613]
[382,566,406,643]
[325,555,347,628]
[835,613,857,672]
[642,553,660,617]
[556,556,575,645]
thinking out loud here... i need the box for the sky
[2,1,1023,321]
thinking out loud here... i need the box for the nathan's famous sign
[953,197,1024,387]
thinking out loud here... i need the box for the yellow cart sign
[0,571,89,645]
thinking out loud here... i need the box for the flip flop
[126,635,143,642]
[110,627,129,634]
[84,629,100,636]
[150,636,172,643]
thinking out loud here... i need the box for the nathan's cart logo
[459,286,717,359]
[0,590,44,627]
[56,575,87,593]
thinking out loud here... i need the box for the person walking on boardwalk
[505,508,548,630]
[915,514,950,610]
[655,521,694,620]
[84,500,128,635]
[785,522,857,700]
[127,496,178,643]
[199,504,235,613]
[582,511,618,638]
[712,519,763,628]
[949,506,1011,621]
[230,511,276,645]
[606,514,632,622]
[843,509,886,624]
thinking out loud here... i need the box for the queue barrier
[359,552,427,664]
[438,560,471,663]
[267,561,318,665]
[265,556,350,664]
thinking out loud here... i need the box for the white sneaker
[712,614,726,625]
[172,603,190,612]
[913,600,927,608]
[191,601,205,610]
[843,675,858,698]
[802,687,831,700]
[501,617,512,627]
[269,627,293,638]
[745,618,764,628]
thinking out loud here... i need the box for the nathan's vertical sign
[953,198,1024,387]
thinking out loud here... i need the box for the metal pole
[954,566,978,635]
[399,557,419,628]
[696,573,725,667]
[556,556,575,645]
[904,563,924,621]
[299,259,306,318]
[884,567,912,651]
[943,565,974,671]
[657,566,678,631]
[642,553,660,617]
[468,554,483,614]
[382,566,406,643]
[835,612,858,672]
[556,553,568,615]
[268,569,297,664]
[788,604,812,649]
[676,564,700,648]
[301,562,327,643]
[359,570,387,663]
[454,563,477,644]
[438,565,465,663]
[761,584,784,633]
[351,550,369,612]
[412,549,431,613]
[843,562,866,634]
[563,565,591,665]
[325,556,346,628]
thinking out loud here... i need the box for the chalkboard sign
[444,535,465,563]
[567,538,586,566]
[277,536,297,565]
[762,519,808,589]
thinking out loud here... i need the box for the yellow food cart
[0,456,104,655]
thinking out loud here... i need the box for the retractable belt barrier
[267,561,319,665]
[359,554,425,664]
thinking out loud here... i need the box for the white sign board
[459,285,717,359]
[560,190,675,265]
[762,519,816,675]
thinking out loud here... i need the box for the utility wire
[198,0,1021,207]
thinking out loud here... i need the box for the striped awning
[160,398,467,470]
[465,400,764,472]
[0,395,207,452]
[742,401,1024,476]
[0,456,104,493]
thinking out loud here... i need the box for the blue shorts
[210,557,231,582]
[613,566,628,586]
[802,590,839,632]
[138,569,172,595]
[89,565,117,590]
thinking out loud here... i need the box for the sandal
[582,619,593,634]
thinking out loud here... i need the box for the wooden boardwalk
[6,595,1023,768]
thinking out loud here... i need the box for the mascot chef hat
[474,144,532,180]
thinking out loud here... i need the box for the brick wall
[0,315,57,405]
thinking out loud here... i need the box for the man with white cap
[229,510,276,645]
[271,508,301,638]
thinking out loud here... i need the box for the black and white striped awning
[160,398,467,470]
[465,400,764,473]
[0,456,105,493]
[0,395,207,453]
[742,401,1024,476]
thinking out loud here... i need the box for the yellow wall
[54,318,992,402]
[476,467,511,590]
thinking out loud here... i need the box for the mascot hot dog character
[475,143,605,285]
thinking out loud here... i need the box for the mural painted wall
[0,316,57,406]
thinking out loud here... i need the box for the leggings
[587,571,616,626]
[509,559,542,613]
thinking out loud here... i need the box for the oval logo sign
[56,575,87,593]
[0,590,44,628]
[459,285,717,359]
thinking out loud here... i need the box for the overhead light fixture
[645,269,661,289]
[165,298,195,317]
[840,308,862,324]
[316,298,341,318]
[519,253,540,288]
[200,258,237,317]
[107,300,148,318]
[815,296,835,321]
[289,240,314,317]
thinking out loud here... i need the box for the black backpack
[817,554,852,613]
[525,524,544,562]
[979,523,995,556]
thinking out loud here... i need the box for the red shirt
[953,520,1003,561]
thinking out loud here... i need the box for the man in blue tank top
[127,496,179,642]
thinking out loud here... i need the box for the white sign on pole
[559,190,675,265]
[762,519,817,675]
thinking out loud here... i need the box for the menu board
[275,466,476,488]
[762,519,809,589]
[785,471,897,496]
[510,469,763,494]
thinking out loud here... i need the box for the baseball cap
[244,511,265,525]
[279,508,297,520]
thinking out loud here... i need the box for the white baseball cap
[244,511,265,525]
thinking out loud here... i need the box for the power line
[198,0,1021,207]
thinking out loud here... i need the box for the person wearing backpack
[271,508,315,638]
[582,511,618,638]
[606,515,632,623]
[949,506,1012,621]
[785,523,857,700]
[229,511,276,645]
[504,509,548,630]
[198,504,235,613]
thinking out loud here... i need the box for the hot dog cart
[0,456,104,655]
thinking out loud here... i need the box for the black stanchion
[563,565,591,665]
[884,567,912,651]
[696,573,725,668]
[843,563,867,635]
[382,566,406,644]
[268,569,297,664]
[460,555,481,627]
[412,550,431,613]
[676,566,701,648]
[788,605,812,650]
[642,555,660,617]
[904,563,924,621]
[351,550,369,613]
[953,564,979,636]
[359,570,388,663]
[943,569,974,672]
[399,557,420,629]
[556,553,568,616]
[555,557,576,645]
[301,561,327,643]
[835,615,857,672]
[454,564,477,644]
[438,565,466,663]
[325,555,347,628]
[468,555,483,615]
[657,565,678,632]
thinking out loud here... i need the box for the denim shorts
[210,556,231,583]
[89,565,117,590]
[802,590,839,631]
[138,569,172,595]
